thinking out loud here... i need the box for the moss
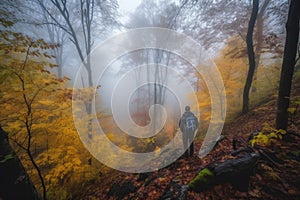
[291,150,300,157]
[188,168,214,191]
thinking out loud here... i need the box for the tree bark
[276,0,300,130]
[242,0,259,113]
[0,127,40,200]
[251,0,271,93]
[188,153,259,192]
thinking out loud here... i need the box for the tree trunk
[276,0,300,130]
[242,0,259,113]
[188,153,259,192]
[0,127,40,200]
[251,0,271,93]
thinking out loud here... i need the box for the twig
[231,147,253,156]
[239,138,279,168]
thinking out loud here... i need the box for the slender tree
[276,0,300,130]
[37,0,118,138]
[37,0,94,87]
[126,0,178,127]
[0,127,40,200]
[242,0,259,113]
[0,10,49,200]
[41,6,67,79]
[37,0,118,86]
[251,0,270,93]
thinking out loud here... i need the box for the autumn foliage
[0,17,104,199]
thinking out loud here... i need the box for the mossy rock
[188,168,215,192]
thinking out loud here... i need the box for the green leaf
[0,153,14,163]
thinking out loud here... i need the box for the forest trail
[76,74,300,200]
[1,1,299,200]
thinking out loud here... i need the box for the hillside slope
[76,74,300,200]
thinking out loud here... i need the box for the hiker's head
[185,106,190,111]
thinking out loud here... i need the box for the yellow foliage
[250,132,271,146]
[250,123,286,147]
[195,35,247,123]
[193,34,282,126]
[0,29,105,199]
[35,145,96,187]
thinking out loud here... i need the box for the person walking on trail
[179,106,198,158]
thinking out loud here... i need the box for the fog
[2,0,287,143]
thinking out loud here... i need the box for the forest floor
[77,76,300,200]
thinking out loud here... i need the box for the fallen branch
[231,147,253,156]
[188,153,259,192]
[240,138,280,168]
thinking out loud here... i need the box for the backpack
[185,115,197,132]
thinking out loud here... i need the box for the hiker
[179,106,198,158]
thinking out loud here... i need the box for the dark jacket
[179,111,198,132]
